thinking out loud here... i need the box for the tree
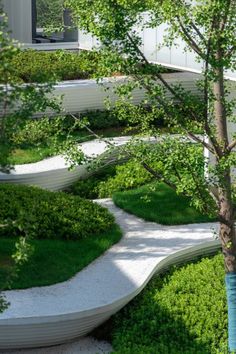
[65,0,236,350]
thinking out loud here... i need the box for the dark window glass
[32,0,78,43]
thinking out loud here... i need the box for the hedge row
[0,184,114,240]
[4,50,107,84]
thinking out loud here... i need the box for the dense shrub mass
[84,110,126,130]
[111,253,227,354]
[70,160,154,199]
[5,50,105,83]
[0,184,114,240]
[5,49,172,85]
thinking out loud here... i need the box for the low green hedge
[5,50,104,84]
[0,184,114,240]
[110,253,227,354]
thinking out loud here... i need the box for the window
[32,0,78,43]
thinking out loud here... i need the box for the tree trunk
[213,48,236,350]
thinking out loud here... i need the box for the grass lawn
[113,182,216,225]
[0,224,122,289]
[103,253,227,354]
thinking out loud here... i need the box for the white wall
[78,13,236,81]
[3,0,32,44]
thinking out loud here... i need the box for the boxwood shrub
[0,184,114,240]
[110,253,227,354]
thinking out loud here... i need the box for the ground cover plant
[3,49,106,83]
[107,253,227,354]
[113,182,216,225]
[0,183,122,289]
[0,184,114,240]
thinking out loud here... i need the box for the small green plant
[98,160,154,197]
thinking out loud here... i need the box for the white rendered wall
[78,13,236,82]
[3,0,32,44]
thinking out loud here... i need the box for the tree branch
[176,17,205,59]
[227,139,236,152]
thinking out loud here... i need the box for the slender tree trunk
[218,178,236,273]
[214,53,236,350]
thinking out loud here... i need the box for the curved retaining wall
[0,72,202,116]
[54,72,202,114]
[0,239,220,349]
[0,138,129,191]
[0,164,89,191]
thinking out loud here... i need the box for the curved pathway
[0,200,220,351]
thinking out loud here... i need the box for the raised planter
[0,137,131,191]
[53,72,202,114]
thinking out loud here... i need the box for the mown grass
[113,182,216,225]
[0,224,122,289]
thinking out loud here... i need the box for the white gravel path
[0,200,219,353]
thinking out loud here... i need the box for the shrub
[70,161,154,199]
[0,184,114,240]
[98,160,154,197]
[6,50,103,84]
[84,110,126,130]
[69,165,117,199]
[111,253,227,354]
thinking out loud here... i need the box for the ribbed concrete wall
[0,240,220,349]
[0,165,89,191]
[0,72,201,116]
[51,72,202,114]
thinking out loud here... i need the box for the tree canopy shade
[65,0,236,350]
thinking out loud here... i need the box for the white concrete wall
[78,13,236,82]
[3,0,32,44]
